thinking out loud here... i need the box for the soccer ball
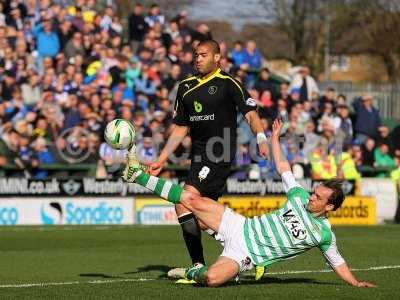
[104,119,136,150]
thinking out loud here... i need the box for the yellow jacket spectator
[391,167,400,183]
[310,147,337,179]
[339,152,361,180]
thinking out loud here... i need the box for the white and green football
[104,119,136,150]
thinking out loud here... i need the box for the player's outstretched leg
[123,149,182,204]
[123,150,224,229]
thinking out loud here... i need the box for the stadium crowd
[0,1,399,181]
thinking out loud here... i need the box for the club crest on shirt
[208,86,218,95]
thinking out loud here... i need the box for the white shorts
[218,208,254,273]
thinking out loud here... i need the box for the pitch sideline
[1,265,399,289]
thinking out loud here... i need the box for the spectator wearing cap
[353,94,381,143]
[289,66,319,102]
[128,3,148,54]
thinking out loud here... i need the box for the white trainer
[167,267,187,279]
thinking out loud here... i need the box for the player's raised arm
[271,118,291,175]
[244,110,268,158]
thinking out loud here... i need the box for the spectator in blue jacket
[242,40,263,70]
[353,94,381,143]
[242,40,263,87]
[230,40,246,67]
[32,137,55,179]
[32,19,60,74]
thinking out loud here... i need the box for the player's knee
[205,271,222,287]
[185,192,203,211]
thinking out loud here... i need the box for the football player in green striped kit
[123,119,376,287]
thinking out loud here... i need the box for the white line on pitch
[0,265,399,289]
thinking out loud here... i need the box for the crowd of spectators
[0,1,399,181]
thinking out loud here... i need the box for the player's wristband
[256,132,268,145]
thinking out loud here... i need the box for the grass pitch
[0,225,399,299]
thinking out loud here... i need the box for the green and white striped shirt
[243,172,345,268]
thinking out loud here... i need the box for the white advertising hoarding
[0,198,134,225]
[359,178,398,223]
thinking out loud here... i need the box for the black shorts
[186,161,231,200]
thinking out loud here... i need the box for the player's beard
[198,61,217,78]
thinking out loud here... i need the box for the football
[104,119,136,150]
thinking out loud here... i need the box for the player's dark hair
[197,39,220,55]
[323,180,345,211]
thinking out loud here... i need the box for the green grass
[0,225,399,299]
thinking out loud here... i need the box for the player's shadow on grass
[232,276,340,286]
[124,265,174,278]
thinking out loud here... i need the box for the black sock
[178,213,205,265]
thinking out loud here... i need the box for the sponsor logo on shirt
[281,209,307,241]
[189,114,215,122]
[194,101,203,113]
